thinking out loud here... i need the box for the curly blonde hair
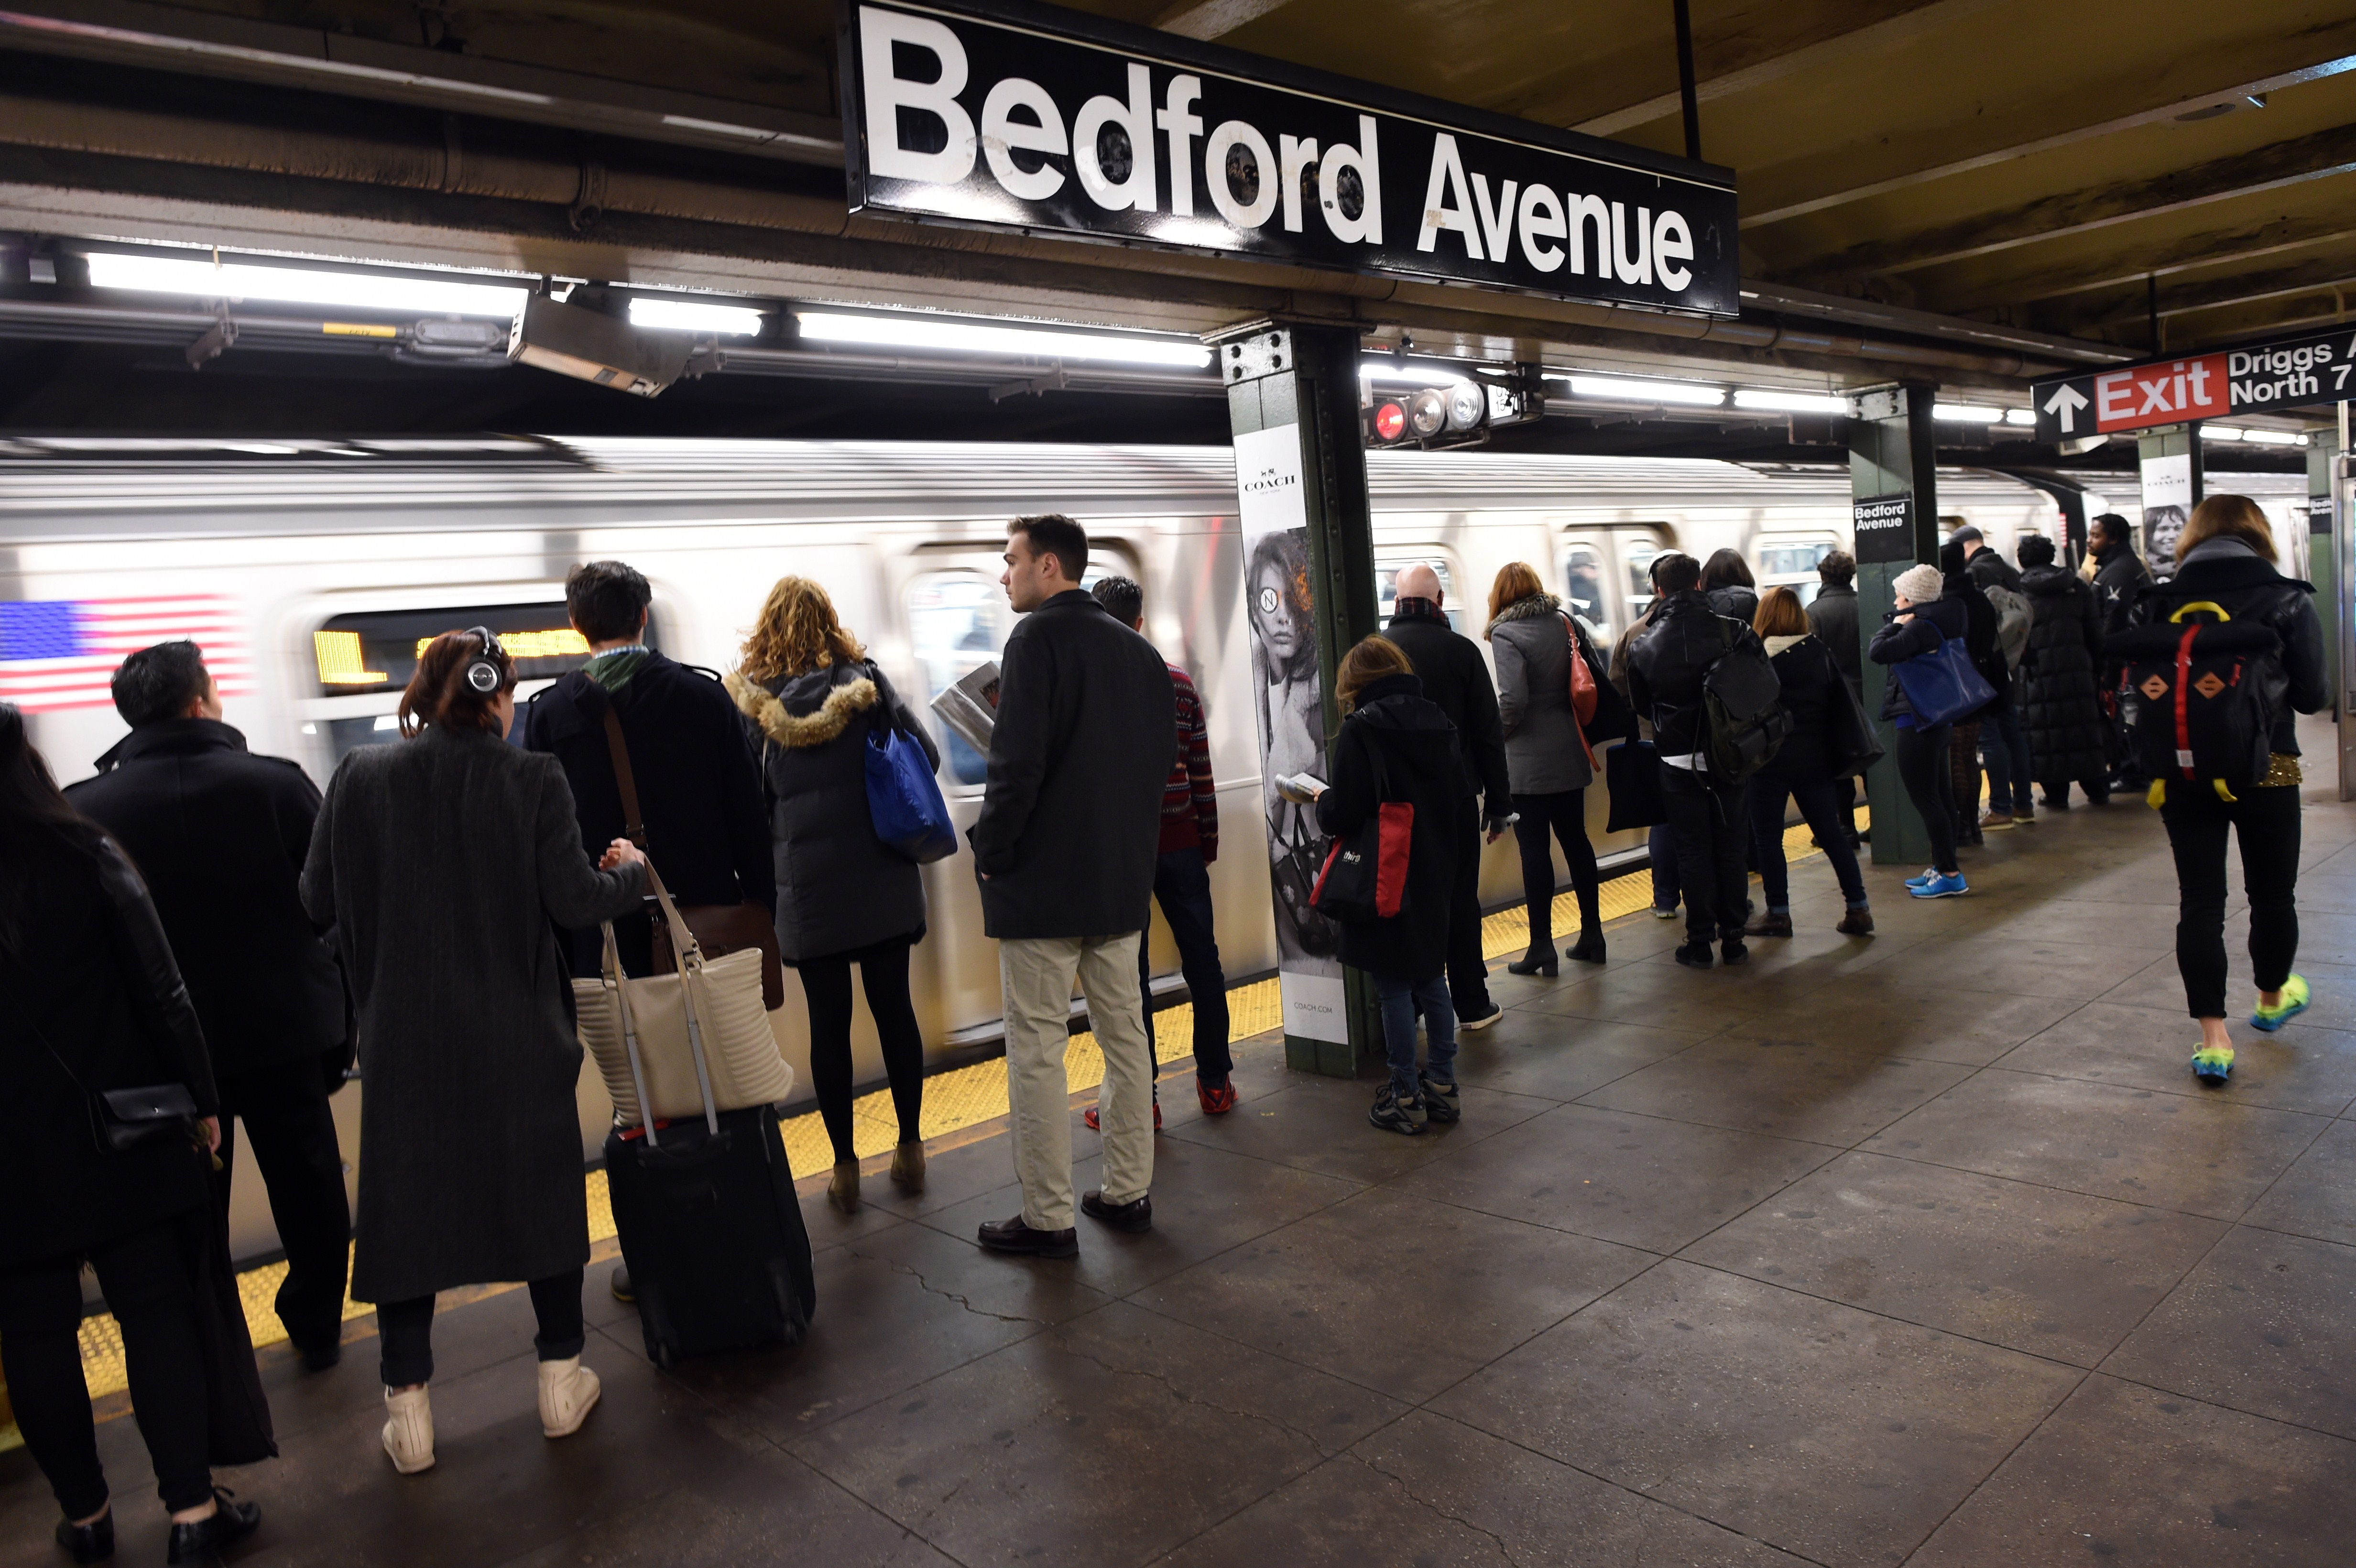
[738,576,864,682]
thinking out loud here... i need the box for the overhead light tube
[629,299,764,336]
[795,311,1211,368]
[1932,403,2005,423]
[1563,375,1726,406]
[1731,389,1848,414]
[85,252,528,316]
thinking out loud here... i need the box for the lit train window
[1625,540,1664,623]
[1374,556,1461,632]
[906,573,1009,787]
[1562,544,1609,641]
[1756,538,1835,608]
[311,602,616,762]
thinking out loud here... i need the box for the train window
[1756,538,1835,608]
[311,601,616,764]
[1624,540,1665,623]
[1374,555,1461,632]
[1562,544,1609,641]
[906,572,1011,787]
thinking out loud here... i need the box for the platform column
[2135,425,2203,577]
[1848,383,1942,869]
[1216,321,1382,1077]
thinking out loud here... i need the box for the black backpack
[2110,600,2287,801]
[1702,621,1792,786]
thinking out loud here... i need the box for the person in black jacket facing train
[1806,551,1865,847]
[68,640,353,1371]
[2014,535,2111,806]
[1309,636,1465,1135]
[1869,563,1973,899]
[1381,563,1513,1032]
[1743,588,1873,939]
[1939,538,2005,847]
[2121,495,2328,1087]
[970,514,1174,1258]
[0,703,263,1566]
[1700,549,1759,625]
[1627,551,1769,969]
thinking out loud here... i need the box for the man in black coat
[971,514,1175,1259]
[520,560,774,983]
[2089,513,2154,789]
[1806,550,1864,844]
[67,640,352,1369]
[1627,552,1770,969]
[1382,563,1513,1031]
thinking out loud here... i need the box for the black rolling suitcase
[604,1106,816,1366]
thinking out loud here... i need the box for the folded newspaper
[929,660,1001,755]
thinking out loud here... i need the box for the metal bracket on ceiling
[570,163,606,233]
[988,365,1068,402]
[185,302,235,370]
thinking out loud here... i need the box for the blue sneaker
[1904,868,1939,890]
[1909,871,1968,899]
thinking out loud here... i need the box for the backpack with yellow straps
[2109,600,2287,804]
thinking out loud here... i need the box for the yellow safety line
[49,818,1853,1420]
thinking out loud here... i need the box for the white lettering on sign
[862,8,977,184]
[980,78,1066,200]
[1418,133,1483,259]
[1320,117,1383,244]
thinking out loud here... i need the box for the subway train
[0,438,2309,1262]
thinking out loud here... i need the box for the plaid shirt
[1161,664,1219,859]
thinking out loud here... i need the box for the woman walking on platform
[1744,588,1874,938]
[2122,495,2327,1085]
[728,576,939,1214]
[1870,563,1972,900]
[0,704,263,1566]
[1487,561,1607,974]
[303,630,647,1476]
[1310,637,1463,1135]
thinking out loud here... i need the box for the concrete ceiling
[0,0,2346,423]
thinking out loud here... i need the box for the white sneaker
[538,1356,601,1438]
[382,1385,435,1474]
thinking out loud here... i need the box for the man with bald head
[1382,563,1514,1031]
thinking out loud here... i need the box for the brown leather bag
[601,706,785,1011]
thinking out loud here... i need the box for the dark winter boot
[1507,900,1557,975]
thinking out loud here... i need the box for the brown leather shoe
[1080,1190,1153,1233]
[1836,907,1876,936]
[977,1215,1078,1257]
[1743,912,1793,938]
[889,1139,926,1193]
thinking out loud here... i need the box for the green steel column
[1847,383,1942,869]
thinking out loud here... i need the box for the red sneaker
[1083,1101,1161,1132]
[1196,1077,1238,1116]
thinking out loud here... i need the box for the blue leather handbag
[1894,628,1996,728]
[865,720,958,863]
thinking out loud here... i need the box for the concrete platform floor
[10,770,2356,1567]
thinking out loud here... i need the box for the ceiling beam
[1567,0,2007,138]
[1742,36,2356,228]
[2091,252,2356,329]
[1963,212,2356,311]
[1153,0,1293,42]
[1796,123,2356,281]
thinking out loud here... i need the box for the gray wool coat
[1488,596,1594,795]
[301,724,645,1303]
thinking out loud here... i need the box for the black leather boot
[166,1492,260,1565]
[55,1511,112,1564]
[1565,928,1606,963]
[1506,901,1556,975]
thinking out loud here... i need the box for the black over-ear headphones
[460,627,506,695]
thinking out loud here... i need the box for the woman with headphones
[302,629,648,1477]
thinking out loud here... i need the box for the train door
[1374,551,1464,630]
[1564,524,1673,874]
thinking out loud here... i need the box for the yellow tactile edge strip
[40,819,1850,1426]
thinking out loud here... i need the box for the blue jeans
[1750,773,1869,910]
[1136,846,1232,1081]
[1376,972,1455,1094]
[1978,695,2035,814]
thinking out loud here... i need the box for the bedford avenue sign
[839,0,1740,315]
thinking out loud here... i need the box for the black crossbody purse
[23,1008,204,1155]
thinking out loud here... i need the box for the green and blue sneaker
[2190,1042,2235,1085]
[2251,974,2311,1034]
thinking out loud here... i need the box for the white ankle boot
[382,1385,435,1474]
[537,1356,601,1438]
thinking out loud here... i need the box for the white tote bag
[574,865,793,1133]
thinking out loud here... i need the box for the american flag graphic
[0,596,251,713]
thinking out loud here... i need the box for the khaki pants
[1000,932,1154,1231]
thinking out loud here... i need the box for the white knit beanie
[1893,563,1943,604]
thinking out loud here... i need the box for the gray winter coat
[301,724,645,1303]
[727,660,939,962]
[1488,594,1594,795]
[1806,583,1864,701]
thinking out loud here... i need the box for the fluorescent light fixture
[1565,375,1726,406]
[1932,403,2005,423]
[87,252,527,316]
[1732,389,1847,414]
[2003,408,2036,426]
[1361,358,1476,388]
[2242,428,2302,446]
[2201,424,2247,441]
[629,298,764,336]
[795,311,1211,368]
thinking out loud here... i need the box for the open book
[929,660,1001,755]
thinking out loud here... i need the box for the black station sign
[1853,494,1916,566]
[838,0,1740,315]
[2029,325,2356,444]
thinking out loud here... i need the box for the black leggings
[1512,789,1600,942]
[2161,783,2301,1019]
[801,935,925,1165]
[1894,723,1960,875]
[0,1217,213,1516]
[378,1269,583,1388]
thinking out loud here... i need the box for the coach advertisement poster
[1233,423,1347,1045]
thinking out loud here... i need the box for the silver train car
[0,439,2307,1263]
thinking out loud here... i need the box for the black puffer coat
[2121,539,2328,754]
[728,660,939,962]
[1314,673,1462,983]
[2017,564,2108,785]
[1758,634,1846,785]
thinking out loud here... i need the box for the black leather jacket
[1626,591,1767,761]
[2122,543,2328,754]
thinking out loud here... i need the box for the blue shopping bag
[1893,628,1995,728]
[864,724,958,863]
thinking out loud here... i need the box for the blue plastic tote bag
[864,723,957,863]
[1893,628,1996,729]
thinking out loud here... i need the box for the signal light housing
[1362,362,1543,451]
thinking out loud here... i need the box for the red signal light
[1374,401,1407,442]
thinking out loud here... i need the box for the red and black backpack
[2110,600,2287,803]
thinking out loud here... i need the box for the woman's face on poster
[1252,557,1302,664]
